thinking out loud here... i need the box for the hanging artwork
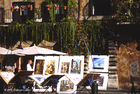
[59,56,71,74]
[33,56,59,75]
[44,56,59,75]
[33,56,45,75]
[58,56,84,76]
[34,59,45,75]
[88,55,109,72]
[57,56,84,93]
[70,56,84,77]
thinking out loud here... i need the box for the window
[41,0,68,22]
[12,2,35,23]
[89,0,111,16]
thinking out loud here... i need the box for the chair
[130,76,140,94]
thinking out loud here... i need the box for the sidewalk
[3,88,140,94]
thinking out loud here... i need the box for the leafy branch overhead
[114,0,140,24]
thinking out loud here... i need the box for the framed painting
[33,56,46,75]
[59,56,84,76]
[70,56,84,77]
[57,76,77,93]
[29,75,46,86]
[44,56,59,75]
[95,73,108,90]
[86,73,108,90]
[34,59,45,75]
[58,56,71,74]
[88,55,109,72]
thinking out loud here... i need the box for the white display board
[88,55,109,90]
[33,55,85,93]
[88,55,109,72]
[33,56,59,75]
[57,56,84,93]
[86,73,108,90]
[58,56,84,77]
[57,76,77,94]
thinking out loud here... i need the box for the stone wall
[116,42,140,89]
[0,0,4,7]
[34,0,43,8]
[79,0,89,20]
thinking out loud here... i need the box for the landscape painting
[88,55,109,72]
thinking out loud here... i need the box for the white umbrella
[17,46,67,55]
[0,47,11,55]
[9,49,25,56]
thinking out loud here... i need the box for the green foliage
[0,20,107,55]
[43,0,77,22]
[0,0,107,56]
[115,1,130,22]
[34,7,41,19]
[68,20,107,56]
[114,0,140,24]
[67,0,78,17]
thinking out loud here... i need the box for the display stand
[10,70,33,84]
[0,71,33,92]
[29,74,64,93]
[41,74,64,87]
[0,71,33,84]
[65,73,100,94]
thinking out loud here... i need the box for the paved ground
[2,88,140,94]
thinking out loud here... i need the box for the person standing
[26,60,33,71]
[22,60,33,89]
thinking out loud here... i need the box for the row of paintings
[57,73,108,93]
[33,56,84,77]
[32,55,109,92]
[33,55,109,76]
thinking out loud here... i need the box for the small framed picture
[95,73,108,90]
[88,55,109,72]
[44,56,59,75]
[58,56,71,74]
[29,75,46,86]
[59,56,84,76]
[70,56,84,77]
[33,57,45,75]
[33,56,60,75]
[86,73,108,90]
[57,76,77,93]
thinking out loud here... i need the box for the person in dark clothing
[14,68,23,89]
[14,68,18,75]
[0,77,5,93]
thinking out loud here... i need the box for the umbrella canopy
[37,40,56,50]
[0,47,11,55]
[8,49,24,56]
[16,46,67,55]
[11,41,34,50]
